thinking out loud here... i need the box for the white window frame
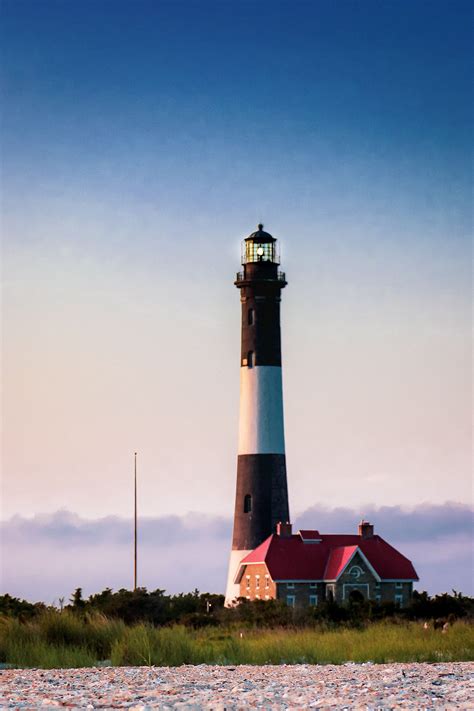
[255,575,260,590]
[395,582,403,589]
[395,594,403,606]
[286,595,296,607]
[309,595,318,606]
[309,582,317,589]
[348,565,363,580]
[375,594,381,603]
[287,582,295,589]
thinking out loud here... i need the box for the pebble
[0,663,472,709]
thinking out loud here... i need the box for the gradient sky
[1,1,472,533]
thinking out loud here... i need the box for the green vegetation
[0,589,472,668]
[2,588,472,627]
[110,621,474,666]
[0,614,472,668]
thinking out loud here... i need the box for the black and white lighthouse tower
[225,225,290,604]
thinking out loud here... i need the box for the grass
[0,613,472,668]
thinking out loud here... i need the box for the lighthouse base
[224,548,251,606]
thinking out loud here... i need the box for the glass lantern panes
[242,240,280,264]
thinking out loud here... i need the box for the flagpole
[134,451,137,591]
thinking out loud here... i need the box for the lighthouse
[225,225,290,605]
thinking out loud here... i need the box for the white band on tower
[238,366,285,455]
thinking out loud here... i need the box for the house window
[309,582,317,589]
[265,575,270,589]
[247,351,254,368]
[395,582,403,589]
[375,594,381,603]
[375,582,381,589]
[395,594,403,606]
[349,566,362,580]
[255,576,260,590]
[309,595,318,606]
[286,595,296,607]
[246,575,250,590]
[287,582,295,589]
[244,494,252,513]
[248,309,254,325]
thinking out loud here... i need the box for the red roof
[324,545,358,579]
[239,531,418,582]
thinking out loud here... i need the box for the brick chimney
[358,520,374,539]
[276,521,292,537]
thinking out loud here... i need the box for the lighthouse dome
[245,224,276,243]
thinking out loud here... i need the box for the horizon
[1,1,472,602]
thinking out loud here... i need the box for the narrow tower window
[247,351,254,368]
[248,308,254,325]
[244,494,252,513]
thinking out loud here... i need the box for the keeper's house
[234,521,418,608]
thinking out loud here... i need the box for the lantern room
[241,224,280,265]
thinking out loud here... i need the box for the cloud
[3,509,231,546]
[295,501,473,542]
[1,502,472,603]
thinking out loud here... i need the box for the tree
[70,587,85,610]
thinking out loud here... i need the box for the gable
[235,561,271,585]
[323,535,418,581]
[336,551,379,584]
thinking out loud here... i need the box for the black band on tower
[232,454,290,551]
[240,289,282,367]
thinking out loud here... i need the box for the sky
[1,1,472,597]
